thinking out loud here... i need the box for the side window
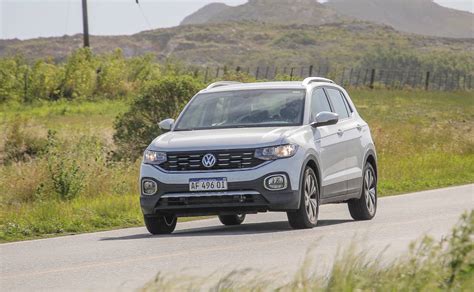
[340,91,353,114]
[311,88,332,120]
[326,88,349,119]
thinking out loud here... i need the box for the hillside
[326,0,474,38]
[181,0,347,26]
[181,0,474,38]
[1,22,473,74]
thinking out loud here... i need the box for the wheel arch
[303,154,322,193]
[364,149,378,178]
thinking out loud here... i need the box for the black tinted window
[311,88,332,120]
[326,88,349,119]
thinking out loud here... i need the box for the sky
[1,0,473,40]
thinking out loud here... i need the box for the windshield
[174,89,306,131]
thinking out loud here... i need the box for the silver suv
[140,78,377,234]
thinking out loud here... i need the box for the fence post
[425,71,430,91]
[309,65,313,77]
[274,67,278,80]
[265,66,270,79]
[355,69,361,87]
[369,69,376,89]
[255,67,260,79]
[456,72,461,90]
[290,67,295,81]
[215,67,220,79]
[348,68,353,86]
[204,67,209,82]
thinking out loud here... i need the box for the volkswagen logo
[202,153,216,168]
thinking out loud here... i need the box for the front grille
[160,149,264,171]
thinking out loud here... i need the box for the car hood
[149,127,300,151]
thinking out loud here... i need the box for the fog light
[264,174,287,191]
[142,179,158,195]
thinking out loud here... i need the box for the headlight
[143,150,167,165]
[255,144,298,161]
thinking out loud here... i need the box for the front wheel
[348,163,377,220]
[144,214,177,235]
[287,167,319,229]
[218,214,246,226]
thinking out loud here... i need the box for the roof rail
[302,77,335,86]
[206,81,242,90]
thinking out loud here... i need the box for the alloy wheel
[304,170,318,223]
[364,167,377,216]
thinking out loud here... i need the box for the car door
[337,90,364,195]
[323,87,354,198]
[310,88,347,199]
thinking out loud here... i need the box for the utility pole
[82,0,90,47]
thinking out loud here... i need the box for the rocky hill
[181,0,347,26]
[326,0,474,38]
[181,0,474,38]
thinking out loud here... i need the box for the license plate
[189,178,228,192]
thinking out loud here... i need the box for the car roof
[200,81,333,93]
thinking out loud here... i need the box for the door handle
[356,124,362,131]
[337,129,344,136]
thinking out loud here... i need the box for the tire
[144,214,177,235]
[287,167,319,229]
[348,163,377,220]
[218,214,246,226]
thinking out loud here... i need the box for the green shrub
[113,75,204,161]
[0,56,29,103]
[61,48,98,100]
[3,118,48,164]
[28,59,62,101]
[46,131,85,200]
[95,49,130,99]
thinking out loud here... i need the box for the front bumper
[139,155,304,216]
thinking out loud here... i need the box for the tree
[112,75,203,161]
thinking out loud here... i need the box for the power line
[136,0,152,31]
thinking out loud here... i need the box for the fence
[197,65,473,91]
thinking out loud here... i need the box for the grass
[1,88,473,242]
[352,89,474,195]
[141,211,474,291]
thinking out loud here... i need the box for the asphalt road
[1,184,473,291]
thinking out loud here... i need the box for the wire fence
[196,65,473,91]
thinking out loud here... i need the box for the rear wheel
[218,214,246,226]
[144,214,177,235]
[348,163,377,220]
[287,167,319,229]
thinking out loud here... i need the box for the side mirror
[311,112,339,128]
[158,118,175,131]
